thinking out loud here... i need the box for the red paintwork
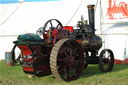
[18,46,33,72]
[18,45,51,75]
[114,59,122,64]
[114,59,128,64]
[23,67,34,72]
[44,29,59,43]
[52,29,58,37]
[107,0,128,19]
[43,27,73,44]
[63,26,73,32]
[18,46,32,59]
[43,30,50,40]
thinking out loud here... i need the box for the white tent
[98,0,128,60]
[0,0,88,60]
[100,23,128,60]
[0,0,128,60]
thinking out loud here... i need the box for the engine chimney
[87,5,95,35]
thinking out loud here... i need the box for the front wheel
[99,49,114,72]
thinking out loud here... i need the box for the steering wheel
[36,27,44,36]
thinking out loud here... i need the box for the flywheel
[50,39,85,81]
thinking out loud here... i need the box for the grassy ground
[0,60,128,85]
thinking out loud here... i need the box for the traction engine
[12,5,114,81]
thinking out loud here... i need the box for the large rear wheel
[50,39,85,81]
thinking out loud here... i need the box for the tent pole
[99,0,105,49]
[99,0,102,38]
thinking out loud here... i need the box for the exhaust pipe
[87,5,95,35]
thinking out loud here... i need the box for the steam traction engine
[13,5,114,81]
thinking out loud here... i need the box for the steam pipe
[87,5,95,35]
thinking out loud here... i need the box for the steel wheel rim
[99,49,114,72]
[50,39,85,81]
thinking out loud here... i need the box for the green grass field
[0,60,128,85]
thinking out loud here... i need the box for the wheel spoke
[66,41,71,48]
[63,47,70,57]
[69,48,73,57]
[67,66,70,80]
[59,46,69,57]
[69,66,76,75]
[64,66,69,80]
[64,51,69,57]
[56,24,60,29]
[50,21,53,27]
[59,65,67,73]
[58,50,65,58]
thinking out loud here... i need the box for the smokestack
[87,5,95,35]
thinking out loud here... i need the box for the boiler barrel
[88,35,102,51]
